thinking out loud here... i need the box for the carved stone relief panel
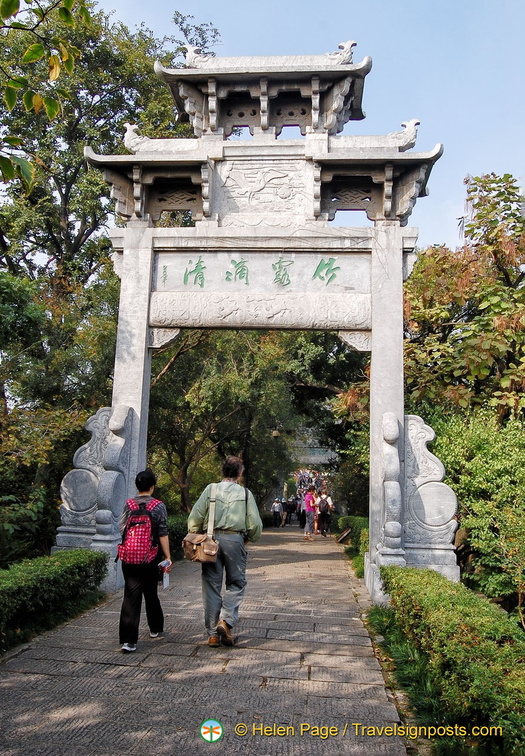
[103,169,134,219]
[150,291,370,330]
[338,330,371,351]
[215,159,309,226]
[56,405,135,551]
[322,179,382,221]
[220,94,260,137]
[152,250,370,294]
[393,165,430,225]
[322,76,355,134]
[56,407,111,548]
[149,328,181,349]
[150,246,371,331]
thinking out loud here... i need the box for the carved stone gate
[55,41,459,599]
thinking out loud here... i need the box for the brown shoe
[207,635,220,647]
[217,620,234,646]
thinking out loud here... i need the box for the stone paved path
[0,528,408,755]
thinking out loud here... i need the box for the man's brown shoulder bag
[183,483,219,563]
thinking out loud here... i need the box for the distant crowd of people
[270,469,335,539]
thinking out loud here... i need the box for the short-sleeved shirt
[304,492,316,512]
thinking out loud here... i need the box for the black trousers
[318,511,331,534]
[119,562,164,644]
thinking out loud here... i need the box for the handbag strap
[207,483,218,537]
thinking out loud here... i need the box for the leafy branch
[0,0,91,188]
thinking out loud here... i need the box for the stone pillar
[88,222,155,591]
[108,222,155,494]
[366,222,406,601]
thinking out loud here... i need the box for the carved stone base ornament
[403,415,460,581]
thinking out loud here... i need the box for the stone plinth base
[53,526,96,550]
[404,545,460,581]
[90,539,124,592]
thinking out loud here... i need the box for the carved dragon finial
[398,119,420,151]
[183,44,213,68]
[123,123,151,153]
[326,40,357,65]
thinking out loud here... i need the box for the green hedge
[167,515,188,560]
[0,549,108,654]
[338,515,369,553]
[338,516,369,576]
[259,511,272,528]
[381,566,525,753]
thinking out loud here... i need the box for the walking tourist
[187,456,263,647]
[118,469,172,653]
[271,497,282,527]
[316,488,334,537]
[303,485,316,541]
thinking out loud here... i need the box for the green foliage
[338,515,368,576]
[0,270,44,348]
[259,510,273,528]
[367,605,447,727]
[148,330,300,511]
[0,548,107,653]
[0,488,47,567]
[405,174,525,418]
[330,433,370,515]
[166,514,188,560]
[429,409,525,607]
[0,8,206,556]
[0,0,92,188]
[381,566,525,754]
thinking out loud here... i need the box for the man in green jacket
[188,456,262,647]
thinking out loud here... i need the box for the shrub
[260,511,273,528]
[338,515,369,577]
[167,515,189,560]
[0,549,108,654]
[429,409,525,606]
[381,565,525,753]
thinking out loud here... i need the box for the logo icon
[200,719,224,743]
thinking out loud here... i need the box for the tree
[404,173,525,418]
[0,7,220,559]
[148,330,299,511]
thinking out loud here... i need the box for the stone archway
[55,41,459,598]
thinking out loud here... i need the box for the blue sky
[96,0,525,249]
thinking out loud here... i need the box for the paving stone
[309,666,386,684]
[263,677,390,702]
[0,529,407,756]
[303,652,381,668]
[266,629,373,646]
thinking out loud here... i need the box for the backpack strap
[120,498,161,544]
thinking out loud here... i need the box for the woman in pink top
[303,486,316,541]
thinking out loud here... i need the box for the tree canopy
[404,173,525,419]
